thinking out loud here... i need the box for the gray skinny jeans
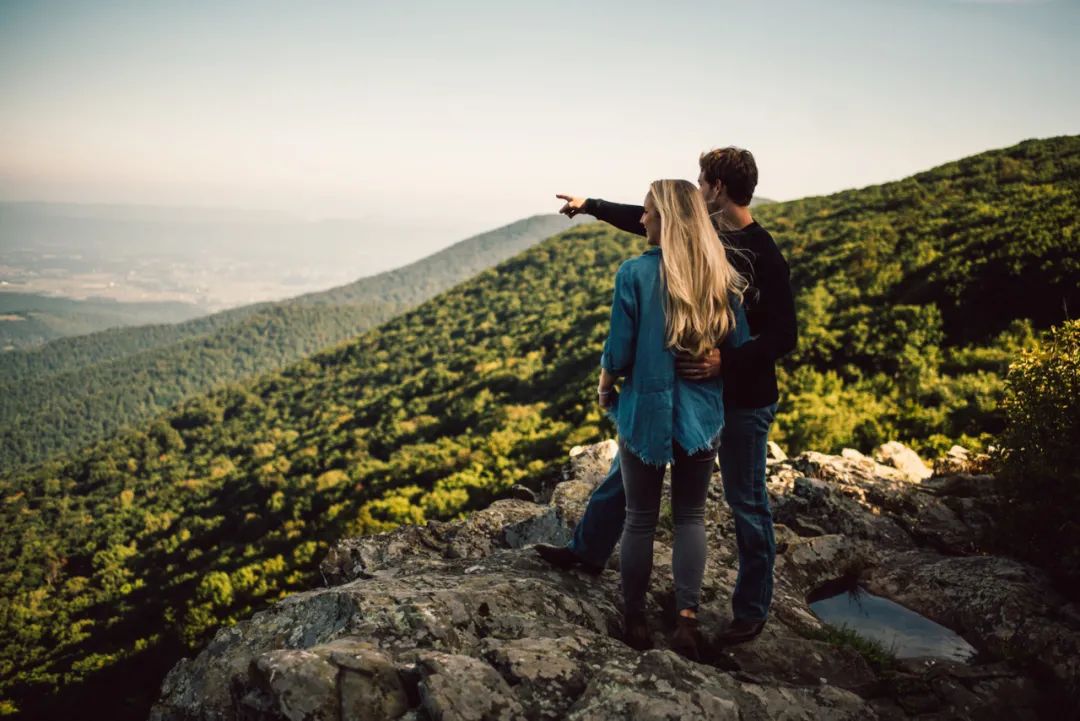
[618,437,717,615]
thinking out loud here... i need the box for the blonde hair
[650,179,748,357]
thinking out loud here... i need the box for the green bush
[994,320,1080,592]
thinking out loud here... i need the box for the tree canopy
[1,135,1077,719]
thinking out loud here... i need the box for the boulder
[932,445,991,476]
[874,441,933,482]
[864,551,1080,691]
[152,441,1071,721]
[766,441,787,462]
[567,439,618,485]
[417,651,524,721]
[238,639,409,721]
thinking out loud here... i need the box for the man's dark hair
[698,147,758,206]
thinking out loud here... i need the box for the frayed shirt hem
[617,434,671,468]
[611,427,722,468]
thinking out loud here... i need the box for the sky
[1,0,1077,241]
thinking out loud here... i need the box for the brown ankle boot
[624,611,653,651]
[670,614,701,662]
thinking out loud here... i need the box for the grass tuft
[807,622,899,673]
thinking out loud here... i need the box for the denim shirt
[600,246,749,467]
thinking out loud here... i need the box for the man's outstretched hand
[556,194,588,218]
[676,348,722,380]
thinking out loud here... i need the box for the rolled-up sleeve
[600,262,637,374]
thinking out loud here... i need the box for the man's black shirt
[584,198,798,410]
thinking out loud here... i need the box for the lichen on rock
[151,441,1076,721]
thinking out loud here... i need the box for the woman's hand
[598,368,618,409]
[556,194,588,218]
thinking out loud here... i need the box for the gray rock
[505,484,538,503]
[501,506,573,550]
[417,651,524,721]
[245,648,339,721]
[766,441,788,462]
[481,634,623,719]
[769,466,913,548]
[919,472,993,499]
[567,439,617,485]
[874,441,932,482]
[549,478,599,531]
[879,659,1044,721]
[566,649,869,721]
[771,451,995,555]
[320,499,548,585]
[932,445,990,476]
[776,534,877,594]
[237,639,409,721]
[151,441,1077,721]
[865,551,1080,691]
[709,630,878,692]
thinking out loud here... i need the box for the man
[539,147,797,645]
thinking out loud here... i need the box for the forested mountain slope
[1,135,1076,720]
[754,135,1077,452]
[0,214,577,469]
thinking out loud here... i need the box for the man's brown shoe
[715,618,766,646]
[534,544,604,575]
[670,615,701,661]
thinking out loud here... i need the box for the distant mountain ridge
[0,293,206,351]
[0,213,580,469]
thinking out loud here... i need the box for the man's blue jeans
[569,402,779,621]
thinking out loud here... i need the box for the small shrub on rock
[993,320,1080,594]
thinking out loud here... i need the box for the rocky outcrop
[874,441,933,482]
[151,441,1076,720]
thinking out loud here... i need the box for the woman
[598,178,748,661]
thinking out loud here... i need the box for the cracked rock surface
[151,441,1075,720]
